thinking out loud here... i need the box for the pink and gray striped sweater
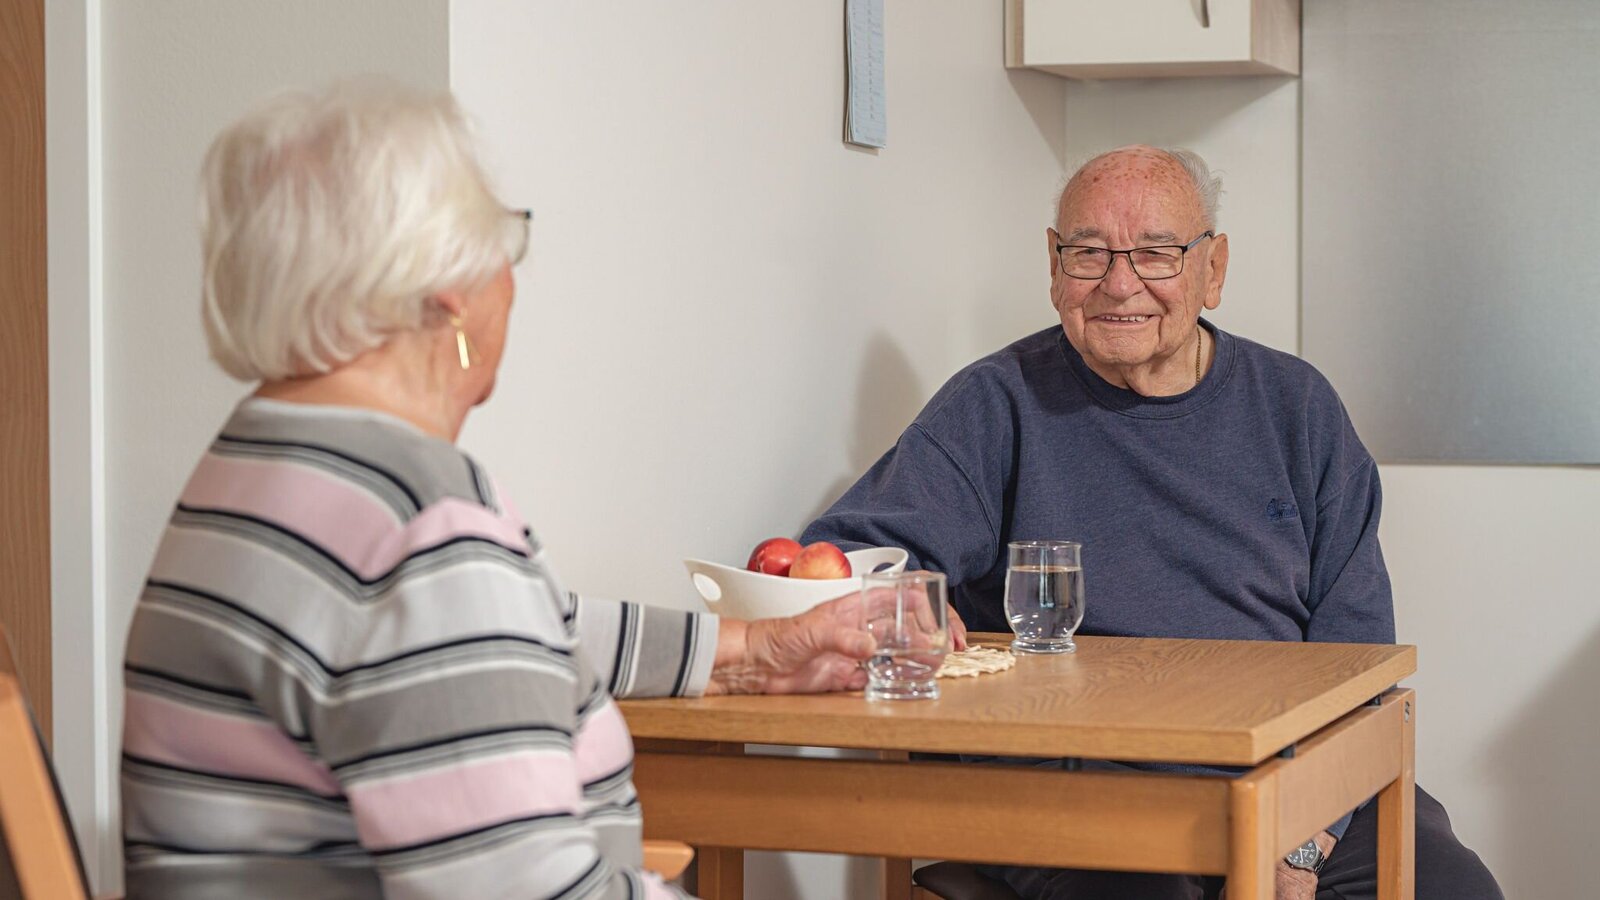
[121,398,718,899]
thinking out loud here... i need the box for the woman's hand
[704,589,969,695]
[948,602,969,651]
[706,594,876,695]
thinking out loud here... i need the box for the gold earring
[450,314,474,370]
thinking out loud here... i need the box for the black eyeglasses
[1054,230,1213,281]
[507,208,532,265]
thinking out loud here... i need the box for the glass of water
[860,570,950,701]
[1004,540,1084,654]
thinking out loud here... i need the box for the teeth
[1102,315,1148,322]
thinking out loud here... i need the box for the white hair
[1055,145,1224,229]
[199,78,522,381]
[1163,147,1222,228]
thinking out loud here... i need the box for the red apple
[788,541,852,580]
[746,537,803,576]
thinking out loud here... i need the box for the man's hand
[1275,831,1336,900]
[1223,831,1335,900]
[1273,859,1317,900]
[706,593,876,695]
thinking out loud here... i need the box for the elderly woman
[119,81,875,899]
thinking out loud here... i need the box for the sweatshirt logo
[1266,498,1297,522]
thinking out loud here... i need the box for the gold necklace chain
[1194,325,1203,386]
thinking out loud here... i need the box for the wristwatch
[1284,838,1327,873]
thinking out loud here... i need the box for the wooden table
[619,635,1417,900]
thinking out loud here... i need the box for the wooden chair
[909,861,1023,900]
[642,839,694,880]
[0,624,91,899]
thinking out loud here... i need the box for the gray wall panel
[1302,1,1600,463]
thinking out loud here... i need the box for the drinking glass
[860,570,950,701]
[1003,540,1084,654]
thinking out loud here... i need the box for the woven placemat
[937,646,1015,678]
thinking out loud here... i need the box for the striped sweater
[121,398,718,899]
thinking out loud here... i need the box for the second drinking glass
[1004,540,1085,654]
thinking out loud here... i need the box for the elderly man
[802,147,1502,900]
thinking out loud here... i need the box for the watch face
[1286,840,1321,869]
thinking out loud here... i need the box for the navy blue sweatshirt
[805,320,1393,646]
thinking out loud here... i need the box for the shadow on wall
[743,850,804,900]
[1008,68,1069,171]
[1488,620,1600,898]
[1063,73,1294,155]
[770,337,925,897]
[745,850,886,900]
[741,745,899,899]
[805,331,925,525]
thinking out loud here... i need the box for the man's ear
[1203,232,1229,311]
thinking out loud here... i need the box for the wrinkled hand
[706,593,876,695]
[1218,865,1315,900]
[1272,861,1317,900]
[948,602,969,651]
[1219,832,1333,900]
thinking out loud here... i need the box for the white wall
[48,1,448,891]
[1382,465,1599,900]
[449,2,1068,896]
[1062,76,1596,899]
[450,2,1067,611]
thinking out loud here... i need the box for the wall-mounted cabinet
[1005,0,1299,79]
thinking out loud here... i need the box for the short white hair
[199,78,522,381]
[1163,147,1222,228]
[1055,145,1223,229]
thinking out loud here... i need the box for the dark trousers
[979,785,1503,900]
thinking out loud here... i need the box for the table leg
[872,751,914,900]
[882,857,914,900]
[661,741,745,900]
[1377,690,1416,900]
[1228,774,1277,900]
[686,846,744,900]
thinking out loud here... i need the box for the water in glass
[1004,541,1084,653]
[862,570,949,701]
[865,646,946,701]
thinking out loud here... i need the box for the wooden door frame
[1,0,51,741]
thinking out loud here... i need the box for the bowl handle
[682,560,725,610]
[848,546,910,576]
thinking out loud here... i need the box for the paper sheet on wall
[845,0,886,148]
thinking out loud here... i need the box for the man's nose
[1100,253,1144,297]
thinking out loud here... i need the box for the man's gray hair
[1056,146,1223,229]
[1164,147,1222,229]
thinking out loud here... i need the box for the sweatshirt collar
[1058,318,1234,419]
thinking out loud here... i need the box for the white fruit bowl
[683,546,909,620]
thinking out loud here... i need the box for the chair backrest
[0,625,90,900]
